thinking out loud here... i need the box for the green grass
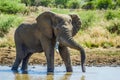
[0,14,23,37]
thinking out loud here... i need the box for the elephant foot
[21,68,28,74]
[11,68,18,73]
[11,66,18,71]
[82,66,86,72]
[47,68,54,73]
[66,66,73,72]
[21,70,28,74]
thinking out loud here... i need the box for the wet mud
[0,47,120,66]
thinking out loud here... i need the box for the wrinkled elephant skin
[11,11,86,73]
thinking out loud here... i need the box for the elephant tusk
[55,41,59,53]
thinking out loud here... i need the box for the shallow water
[0,65,120,80]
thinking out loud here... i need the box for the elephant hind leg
[11,44,25,71]
[58,45,73,72]
[21,52,33,72]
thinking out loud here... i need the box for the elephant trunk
[57,30,86,72]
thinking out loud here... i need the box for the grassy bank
[0,7,120,48]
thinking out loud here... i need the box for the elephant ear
[36,11,56,39]
[69,14,82,36]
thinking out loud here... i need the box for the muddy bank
[0,47,120,66]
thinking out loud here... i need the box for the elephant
[11,11,86,73]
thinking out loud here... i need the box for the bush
[55,0,68,8]
[96,0,113,9]
[107,19,120,35]
[105,10,116,20]
[38,0,54,7]
[0,14,23,37]
[0,0,26,14]
[82,1,95,10]
[105,10,120,20]
[21,0,34,6]
[115,0,120,8]
[67,0,80,9]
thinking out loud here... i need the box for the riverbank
[0,47,120,67]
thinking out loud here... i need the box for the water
[0,65,120,80]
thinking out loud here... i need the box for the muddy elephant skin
[11,11,86,73]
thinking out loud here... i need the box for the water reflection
[1,66,120,80]
[13,72,85,80]
[81,75,85,80]
[14,73,30,80]
[46,74,54,80]
[59,72,72,80]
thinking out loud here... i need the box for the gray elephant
[11,11,86,73]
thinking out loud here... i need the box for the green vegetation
[96,0,114,9]
[20,0,120,9]
[0,0,26,14]
[105,10,120,20]
[107,19,120,35]
[0,14,23,37]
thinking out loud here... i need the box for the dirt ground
[0,47,120,67]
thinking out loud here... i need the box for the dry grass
[74,19,120,48]
[0,9,120,48]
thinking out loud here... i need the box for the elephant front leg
[11,56,22,72]
[45,48,54,73]
[40,36,55,73]
[58,45,73,72]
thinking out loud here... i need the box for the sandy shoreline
[0,47,120,67]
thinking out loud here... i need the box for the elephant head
[36,11,85,72]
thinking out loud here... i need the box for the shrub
[105,10,116,20]
[115,0,120,8]
[105,10,120,20]
[117,0,120,6]
[38,0,54,7]
[107,19,120,35]
[96,0,113,9]
[55,0,68,8]
[82,1,95,10]
[0,14,23,37]
[0,0,26,14]
[21,0,34,6]
[67,0,80,9]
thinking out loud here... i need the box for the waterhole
[0,65,120,80]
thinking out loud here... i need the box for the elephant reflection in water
[11,11,86,73]
[14,73,30,80]
[46,72,85,80]
[14,72,85,80]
